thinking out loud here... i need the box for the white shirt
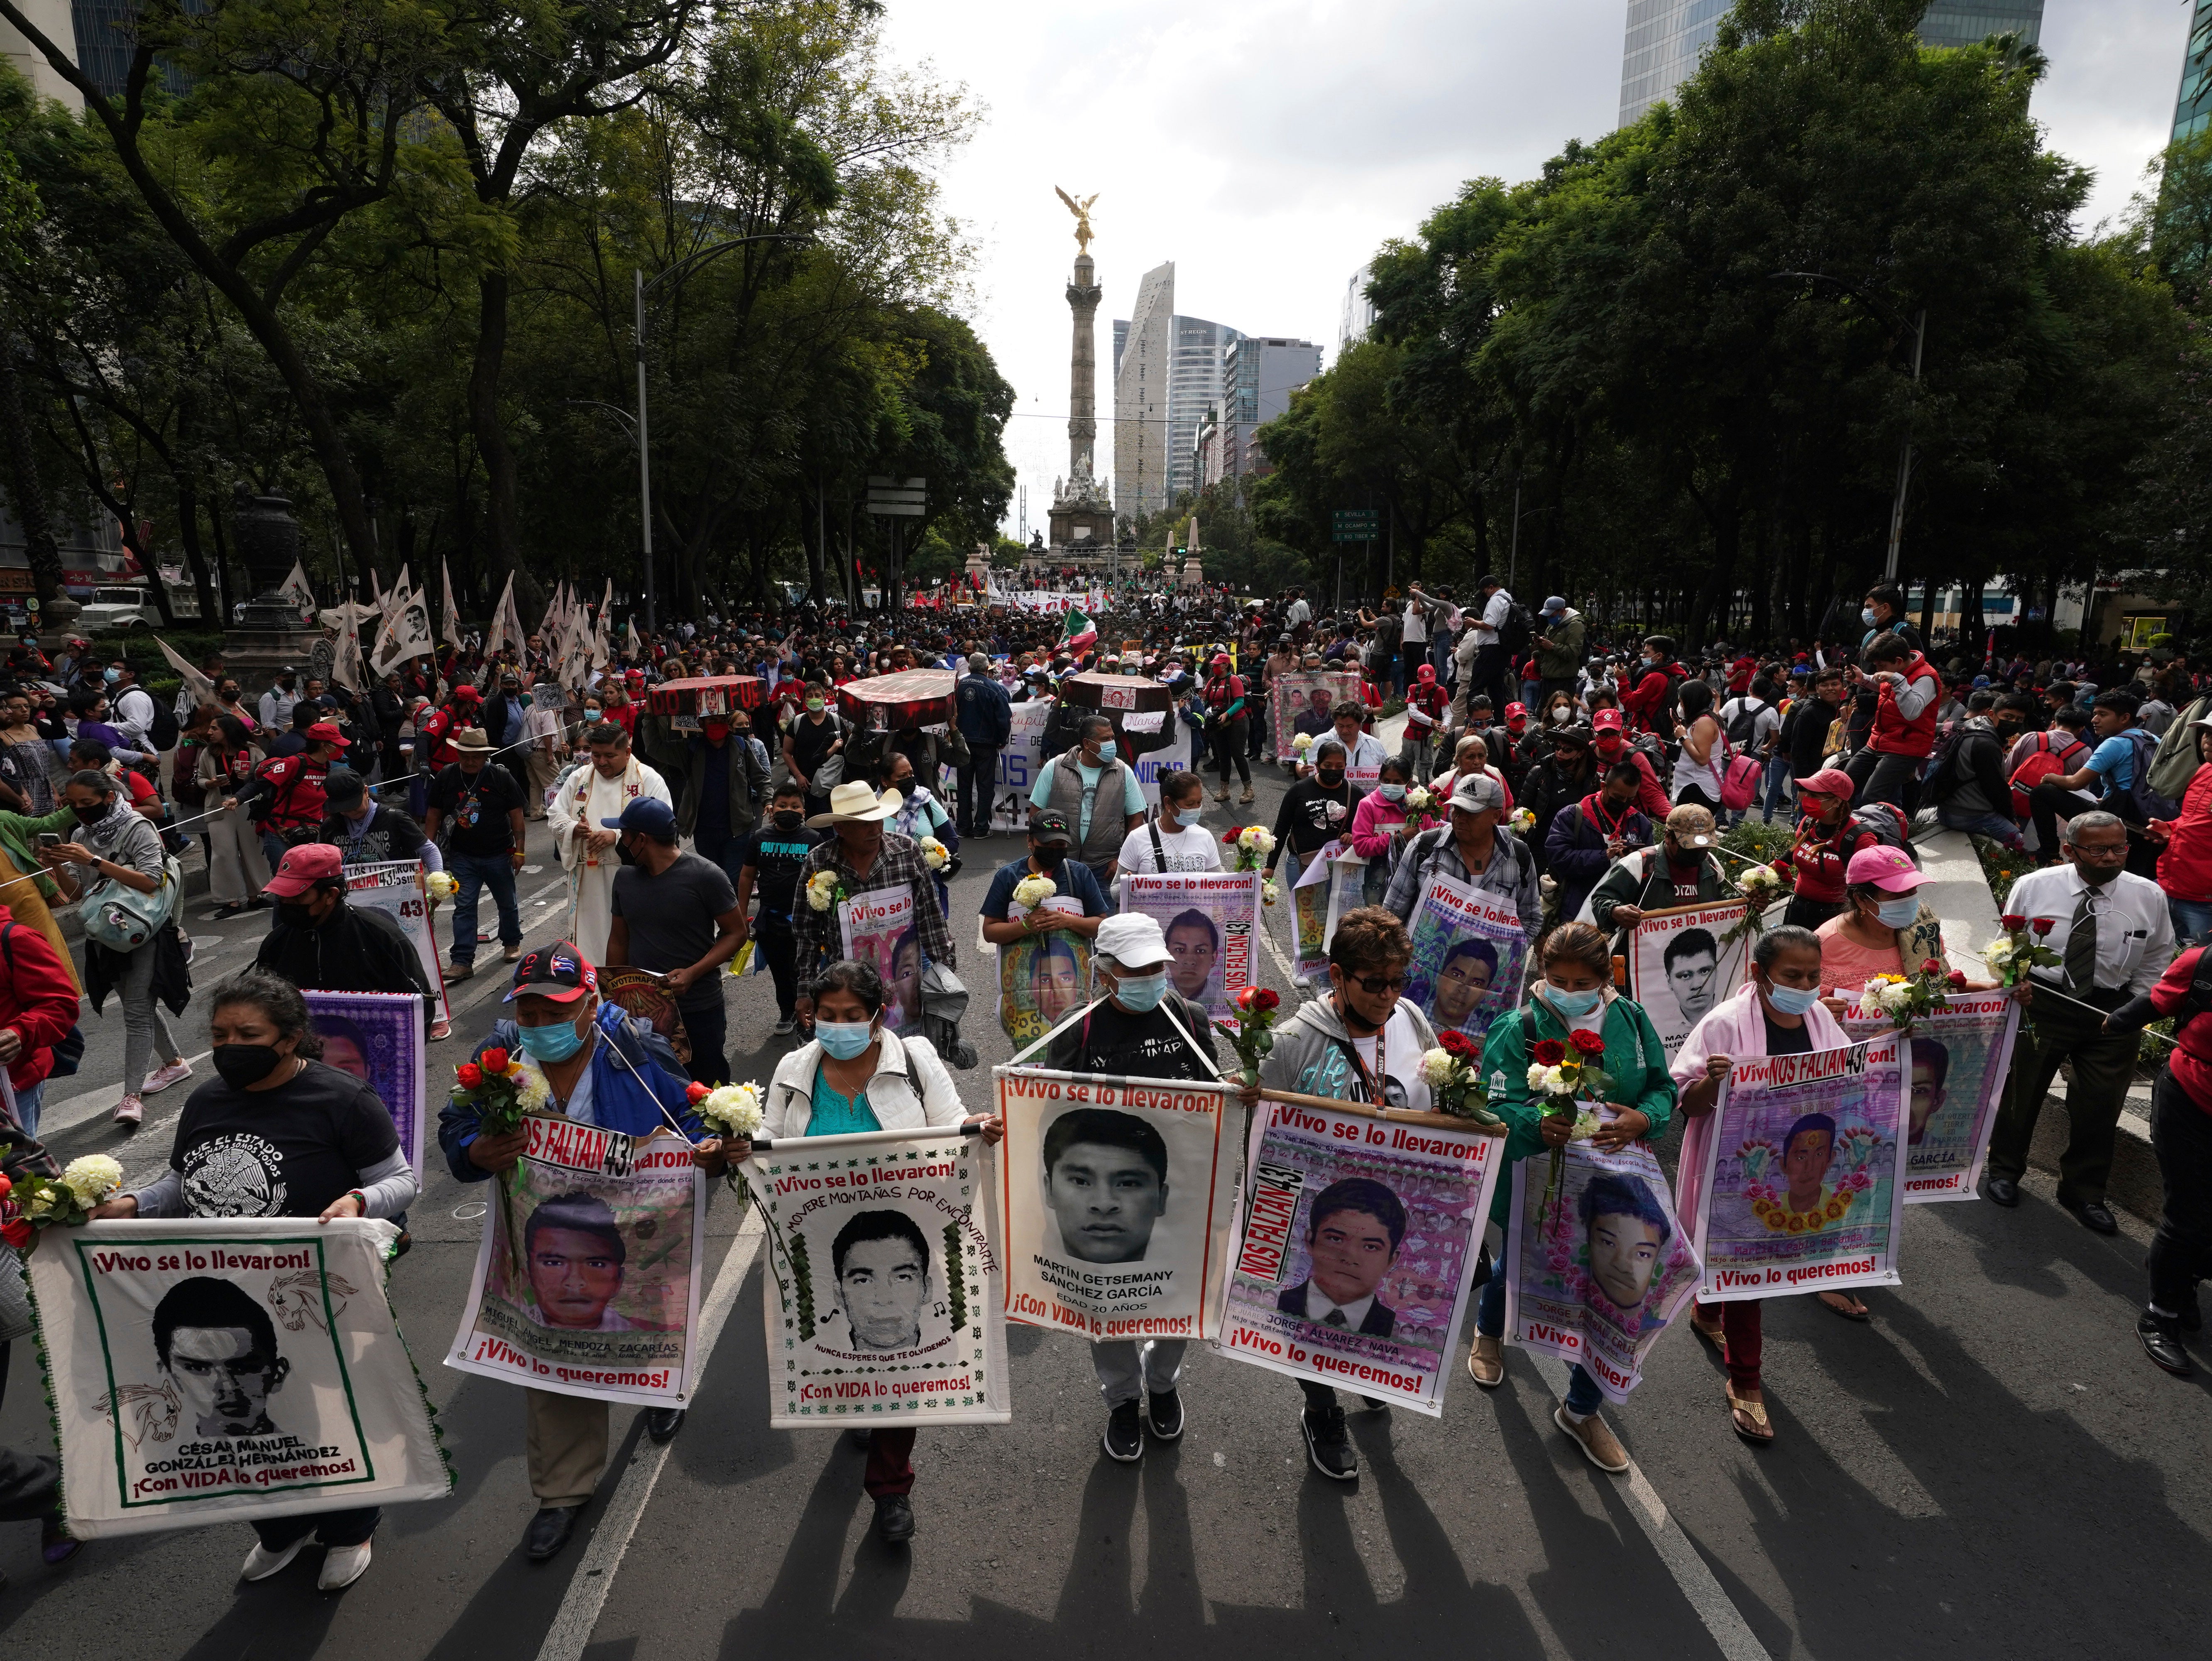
[1113,816,1223,904]
[1286,598,1312,628]
[1473,589,1511,647]
[1402,601,1427,644]
[2004,864,2174,996]
[1307,730,1390,783]
[111,686,157,750]
[1294,1282,1377,1329]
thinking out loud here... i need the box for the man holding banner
[1384,772,1540,939]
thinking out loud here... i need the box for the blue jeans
[12,1079,43,1139]
[1761,755,1793,822]
[1477,1257,1603,1417]
[2172,897,2212,950]
[1936,804,2027,851]
[450,850,521,964]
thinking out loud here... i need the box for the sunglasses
[1344,973,1407,995]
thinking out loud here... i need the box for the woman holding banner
[1469,922,1677,1474]
[1813,845,1951,1001]
[1672,926,1849,1440]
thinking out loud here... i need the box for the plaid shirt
[792,830,957,977]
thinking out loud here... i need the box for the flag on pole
[626,617,642,659]
[370,579,432,675]
[442,557,463,648]
[154,636,215,707]
[277,561,316,624]
[484,571,516,660]
[333,612,367,693]
[1062,607,1096,654]
[499,576,527,660]
[593,579,614,670]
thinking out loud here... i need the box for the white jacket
[763,1031,968,1138]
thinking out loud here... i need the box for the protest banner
[1291,851,1333,984]
[1631,902,1751,1063]
[342,859,450,1029]
[990,699,1054,832]
[1504,1138,1702,1402]
[1216,1098,1501,1415]
[996,892,1090,1047]
[1843,993,2021,1203]
[748,1126,1011,1428]
[446,1116,705,1406]
[840,887,921,1033]
[29,1217,451,1538]
[1123,871,1259,1019]
[1405,874,1527,1045]
[1268,671,1362,763]
[303,990,425,1177]
[1691,1035,1908,1303]
[997,1066,1239,1343]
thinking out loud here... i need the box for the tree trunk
[174,475,219,625]
[467,270,531,610]
[0,335,64,608]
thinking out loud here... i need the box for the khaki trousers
[525,1387,608,1508]
[524,747,560,819]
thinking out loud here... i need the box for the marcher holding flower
[1813,844,1950,1004]
[1468,922,1676,1474]
[89,970,420,1590]
[1262,738,1357,891]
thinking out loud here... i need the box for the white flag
[371,579,433,675]
[333,612,367,693]
[442,557,463,649]
[626,616,642,660]
[484,571,516,659]
[154,636,215,707]
[278,561,316,622]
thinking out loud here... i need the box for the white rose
[1422,1049,1460,1087]
[62,1154,125,1208]
[1526,1063,1550,1091]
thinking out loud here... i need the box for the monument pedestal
[219,627,327,684]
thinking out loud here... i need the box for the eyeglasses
[1346,973,1407,994]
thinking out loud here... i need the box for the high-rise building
[0,0,83,110]
[1113,262,1175,523]
[1198,338,1318,492]
[2178,1,2212,142]
[1618,0,2044,127]
[1112,318,1128,380]
[1341,265,1377,350]
[1166,314,1241,503]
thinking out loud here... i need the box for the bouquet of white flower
[919,836,949,871]
[425,870,459,904]
[804,870,844,913]
[1223,823,1275,872]
[1261,880,1280,907]
[695,1081,764,1139]
[0,1153,127,1244]
[1012,873,1057,911]
[1291,733,1314,753]
[1505,807,1534,835]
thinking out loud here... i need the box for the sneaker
[1302,1405,1357,1481]
[142,1059,193,1096]
[1466,1333,1505,1388]
[240,1535,310,1581]
[874,1494,915,1543]
[773,1018,797,1037]
[1554,1405,1629,1473]
[1101,1400,1143,1463]
[317,1540,373,1591]
[112,1095,143,1128]
[1146,1389,1184,1441]
[446,960,475,982]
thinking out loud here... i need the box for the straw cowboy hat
[453,727,498,754]
[806,781,901,828]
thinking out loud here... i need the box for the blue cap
[602,798,678,836]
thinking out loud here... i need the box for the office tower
[1113,262,1175,521]
[1341,265,1377,349]
[2178,1,2212,142]
[1165,314,1240,503]
[0,0,81,110]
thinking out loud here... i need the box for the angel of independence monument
[1039,189,1120,579]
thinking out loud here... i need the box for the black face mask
[212,1043,285,1088]
[1318,771,1345,788]
[73,799,110,826]
[615,838,639,866]
[279,899,320,930]
[1034,847,1066,875]
[773,810,804,830]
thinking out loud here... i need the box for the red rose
[480,1046,510,1073]
[686,1081,711,1104]
[1234,986,1257,1012]
[1531,1038,1567,1066]
[2031,918,2055,936]
[0,1218,29,1249]
[455,1062,484,1090]
[2000,914,2026,931]
[1439,1029,1478,1061]
[1253,988,1280,1011]
[1920,958,1943,977]
[1223,827,1243,844]
[1568,1029,1607,1056]
[0,1172,11,1202]
[1946,970,1967,989]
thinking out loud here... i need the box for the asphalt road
[3,757,2211,1660]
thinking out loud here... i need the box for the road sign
[866,475,927,517]
[1332,508,1379,542]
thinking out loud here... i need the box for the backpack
[1919,719,1970,800]
[2009,729,2085,821]
[147,698,179,753]
[2121,729,2183,824]
[1723,698,1768,756]
[1846,802,1919,867]
[1496,600,1534,657]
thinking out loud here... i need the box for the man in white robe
[549,723,670,961]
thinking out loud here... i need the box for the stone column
[1066,252,1101,486]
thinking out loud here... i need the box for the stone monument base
[221,627,326,684]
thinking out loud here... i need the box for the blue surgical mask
[1380,783,1406,802]
[1545,983,1603,1017]
[517,1014,587,1063]
[1096,740,1117,764]
[102,668,120,684]
[1861,607,1879,627]
[1875,896,1920,928]
[1766,982,1821,1015]
[816,1019,876,1060]
[1111,971,1169,1013]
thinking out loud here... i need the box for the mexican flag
[1062,606,1096,653]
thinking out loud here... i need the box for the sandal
[1818,1291,1872,1323]
[1691,1316,1728,1360]
[1724,1382,1774,1445]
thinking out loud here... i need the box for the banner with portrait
[1503,1137,1702,1402]
[342,859,451,1029]
[1268,671,1361,763]
[1630,902,1750,1064]
[303,990,425,1178]
[445,1116,705,1406]
[839,888,920,1033]
[996,1066,1239,1344]
[1215,1100,1501,1416]
[748,1126,1011,1429]
[1691,1036,1909,1303]
[1405,874,1527,1046]
[1843,993,2021,1203]
[996,895,1090,1048]
[989,698,1055,833]
[29,1217,451,1538]
[1122,871,1260,1020]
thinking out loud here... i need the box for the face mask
[1111,971,1169,1014]
[1765,982,1821,1016]
[73,799,111,825]
[773,809,804,830]
[1318,770,1345,788]
[103,668,120,684]
[1380,783,1406,802]
[1874,896,1920,928]
[816,1019,876,1061]
[517,1014,588,1063]
[212,1042,285,1088]
[1545,983,1602,1017]
[615,838,639,866]
[1095,740,1118,764]
[1034,847,1065,875]
[584,709,602,722]
[1550,708,1571,724]
[1861,608,1879,627]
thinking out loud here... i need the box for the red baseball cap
[1415,664,1436,684]
[452,685,482,703]
[1505,702,1529,725]
[1591,709,1625,732]
[263,842,343,898]
[1797,767,1855,799]
[305,722,349,749]
[505,940,599,1004]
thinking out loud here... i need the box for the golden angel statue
[1055,186,1099,255]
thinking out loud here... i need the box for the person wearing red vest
[1589,710,1670,819]
[1846,632,1940,812]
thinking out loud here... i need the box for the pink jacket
[1669,983,1849,1242]
[1349,790,1408,859]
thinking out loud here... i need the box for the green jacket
[1474,992,1677,1228]
[1582,845,1730,941]
[0,805,82,901]
[1533,609,1586,680]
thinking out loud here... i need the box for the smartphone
[36,832,59,849]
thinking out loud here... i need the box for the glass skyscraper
[1619,0,2044,127]
[2178,1,2212,142]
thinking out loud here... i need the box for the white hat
[1094,913,1171,971]
[806,781,900,827]
[1448,772,1505,814]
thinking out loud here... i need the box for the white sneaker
[142,1059,193,1095]
[112,1095,143,1127]
[317,1539,372,1590]
[240,1535,309,1581]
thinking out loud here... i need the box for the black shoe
[2060,1194,2119,1235]
[524,1506,579,1561]
[1985,1176,2021,1208]
[1101,1401,1143,1463]
[1301,1406,1357,1482]
[874,1494,915,1543]
[1358,1395,1387,1413]
[2139,1312,2194,1377]
[1147,1389,1184,1441]
[644,1407,685,1443]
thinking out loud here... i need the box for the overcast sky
[874,0,2197,539]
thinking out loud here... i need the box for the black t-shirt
[1045,993,1218,1081]
[741,821,825,917]
[1762,1010,1815,1056]
[1272,780,1355,859]
[788,712,841,779]
[170,1061,400,1218]
[611,851,738,1012]
[429,762,526,855]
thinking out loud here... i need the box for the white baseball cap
[1094,913,1171,970]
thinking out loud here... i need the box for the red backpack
[2009,729,2085,820]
